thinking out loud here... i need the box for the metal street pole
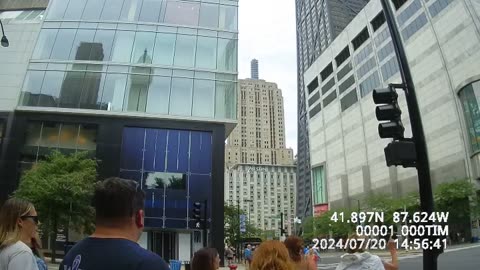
[379,1,441,269]
[203,199,208,247]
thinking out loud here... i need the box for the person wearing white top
[0,198,40,270]
[335,235,398,270]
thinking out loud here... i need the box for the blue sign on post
[240,214,246,233]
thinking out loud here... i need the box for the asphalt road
[317,244,480,269]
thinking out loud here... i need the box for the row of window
[397,0,422,26]
[401,13,428,41]
[20,69,236,120]
[0,10,45,23]
[46,0,238,31]
[33,28,237,72]
[354,43,373,66]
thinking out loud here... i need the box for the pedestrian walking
[283,236,316,270]
[60,177,169,270]
[244,244,253,268]
[250,240,293,270]
[225,246,234,265]
[191,248,220,270]
[0,197,40,270]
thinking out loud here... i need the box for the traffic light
[192,201,202,226]
[373,85,404,139]
[373,84,416,168]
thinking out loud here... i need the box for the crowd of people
[0,177,399,270]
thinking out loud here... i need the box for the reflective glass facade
[119,127,212,229]
[459,81,480,153]
[20,0,238,121]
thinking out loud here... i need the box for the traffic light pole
[379,1,441,269]
[203,199,208,247]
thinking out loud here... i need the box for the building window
[307,77,319,94]
[352,28,370,51]
[320,63,333,81]
[340,89,359,112]
[459,81,480,153]
[371,11,386,32]
[335,46,350,67]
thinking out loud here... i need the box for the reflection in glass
[100,0,124,20]
[165,1,200,26]
[20,71,45,106]
[70,29,95,60]
[215,81,236,119]
[80,69,105,109]
[32,29,58,59]
[174,35,196,67]
[146,76,170,114]
[77,124,97,151]
[39,122,60,148]
[38,71,65,107]
[170,78,193,116]
[92,30,115,61]
[199,3,219,28]
[217,38,237,72]
[59,124,79,149]
[145,172,186,190]
[100,73,127,111]
[126,74,152,112]
[46,0,69,19]
[192,79,214,118]
[82,0,104,20]
[59,71,85,108]
[131,32,155,64]
[50,29,76,60]
[63,0,87,20]
[139,0,163,22]
[120,0,142,22]
[153,33,176,66]
[196,37,217,69]
[112,31,135,62]
[219,5,237,31]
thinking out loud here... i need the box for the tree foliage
[434,179,478,225]
[15,151,96,262]
[224,203,264,246]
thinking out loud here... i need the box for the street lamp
[0,19,9,47]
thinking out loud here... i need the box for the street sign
[240,214,246,233]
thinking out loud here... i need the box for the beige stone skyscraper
[226,79,294,167]
[224,75,296,237]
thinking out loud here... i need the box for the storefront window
[459,80,480,153]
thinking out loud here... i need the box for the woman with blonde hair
[250,240,294,270]
[0,198,40,270]
[283,237,316,270]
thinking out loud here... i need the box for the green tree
[434,179,478,238]
[224,203,264,246]
[15,151,96,263]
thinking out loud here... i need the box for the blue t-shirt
[244,248,252,259]
[60,238,169,270]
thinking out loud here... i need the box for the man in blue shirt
[244,244,252,267]
[60,177,169,270]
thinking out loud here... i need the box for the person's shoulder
[8,241,33,254]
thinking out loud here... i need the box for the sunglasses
[21,215,39,225]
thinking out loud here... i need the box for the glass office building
[0,0,238,261]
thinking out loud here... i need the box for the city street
[316,244,480,269]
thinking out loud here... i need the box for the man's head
[93,177,145,239]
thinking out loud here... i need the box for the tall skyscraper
[225,78,295,236]
[295,0,369,220]
[251,59,259,79]
[226,79,294,167]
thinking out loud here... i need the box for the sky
[238,0,298,154]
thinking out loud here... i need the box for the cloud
[238,0,298,154]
